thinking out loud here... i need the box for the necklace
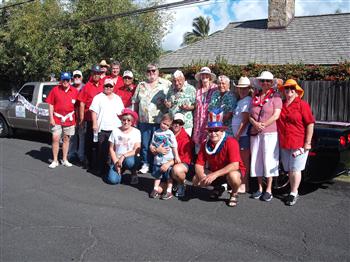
[205,132,227,155]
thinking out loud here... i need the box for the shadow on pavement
[11,129,51,144]
[25,146,52,164]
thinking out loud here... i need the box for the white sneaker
[49,161,59,169]
[61,160,73,167]
[139,163,149,174]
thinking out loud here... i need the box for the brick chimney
[268,0,295,29]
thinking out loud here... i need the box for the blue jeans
[138,122,159,167]
[107,156,140,184]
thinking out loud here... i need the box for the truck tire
[0,116,9,137]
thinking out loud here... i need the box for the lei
[252,88,275,107]
[205,132,228,155]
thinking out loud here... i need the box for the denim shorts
[280,148,309,172]
[238,136,250,150]
[152,164,172,180]
[179,163,195,181]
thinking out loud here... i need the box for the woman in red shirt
[277,79,315,206]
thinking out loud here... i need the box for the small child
[149,113,181,200]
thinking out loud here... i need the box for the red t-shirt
[46,85,78,126]
[175,127,194,165]
[110,76,124,92]
[196,137,246,177]
[277,97,315,149]
[115,84,136,108]
[77,80,103,121]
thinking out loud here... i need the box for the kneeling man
[193,108,246,207]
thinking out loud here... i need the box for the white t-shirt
[108,127,141,157]
[151,129,178,165]
[231,96,252,137]
[90,93,124,132]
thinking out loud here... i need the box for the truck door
[37,84,55,131]
[7,84,37,130]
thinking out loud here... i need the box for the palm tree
[182,16,210,46]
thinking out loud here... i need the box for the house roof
[159,13,350,70]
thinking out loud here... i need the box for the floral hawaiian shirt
[132,77,171,124]
[208,90,237,136]
[166,81,196,129]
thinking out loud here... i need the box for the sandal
[227,194,238,207]
[209,186,225,199]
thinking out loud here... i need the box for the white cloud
[295,0,350,16]
[231,0,268,22]
[162,3,206,51]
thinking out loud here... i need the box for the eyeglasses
[147,69,157,73]
[62,79,70,82]
[123,76,133,80]
[73,75,81,78]
[208,129,221,133]
[122,117,132,122]
[104,85,114,88]
[260,79,272,83]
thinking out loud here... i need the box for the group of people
[46,60,315,207]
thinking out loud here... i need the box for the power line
[84,0,210,23]
[0,0,35,10]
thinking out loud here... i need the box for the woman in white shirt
[231,77,253,193]
[107,109,141,185]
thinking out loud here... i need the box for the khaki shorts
[51,125,75,136]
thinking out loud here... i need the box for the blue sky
[162,0,350,50]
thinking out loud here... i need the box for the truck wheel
[0,116,9,137]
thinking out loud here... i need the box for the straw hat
[99,59,110,68]
[236,76,251,88]
[279,79,304,98]
[195,67,216,81]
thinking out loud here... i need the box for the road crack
[79,225,98,262]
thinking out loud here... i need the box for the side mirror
[9,95,16,102]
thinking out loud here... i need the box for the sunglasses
[104,85,114,88]
[172,121,184,126]
[123,76,133,80]
[147,69,157,73]
[73,75,81,78]
[260,79,272,83]
[122,117,132,122]
[62,79,70,82]
[284,86,296,91]
[208,129,222,133]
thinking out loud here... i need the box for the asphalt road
[1,131,349,261]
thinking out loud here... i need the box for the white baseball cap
[73,70,82,77]
[123,70,134,78]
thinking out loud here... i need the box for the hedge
[181,57,350,81]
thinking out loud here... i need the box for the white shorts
[250,132,279,177]
[280,148,309,172]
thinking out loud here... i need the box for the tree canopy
[182,15,210,46]
[0,0,170,87]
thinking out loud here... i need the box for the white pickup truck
[0,81,58,136]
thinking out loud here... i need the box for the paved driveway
[1,132,349,261]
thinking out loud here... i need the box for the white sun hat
[236,76,251,88]
[195,67,216,81]
[256,71,274,80]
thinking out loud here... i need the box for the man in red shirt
[110,61,124,92]
[170,113,194,198]
[115,70,136,108]
[77,65,104,170]
[193,108,245,207]
[46,72,78,168]
[99,59,110,81]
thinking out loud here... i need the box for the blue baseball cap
[91,64,102,73]
[60,72,72,81]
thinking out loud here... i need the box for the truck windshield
[19,85,35,102]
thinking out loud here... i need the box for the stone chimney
[268,0,295,29]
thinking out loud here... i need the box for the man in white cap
[68,70,85,165]
[115,70,136,108]
[165,70,196,136]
